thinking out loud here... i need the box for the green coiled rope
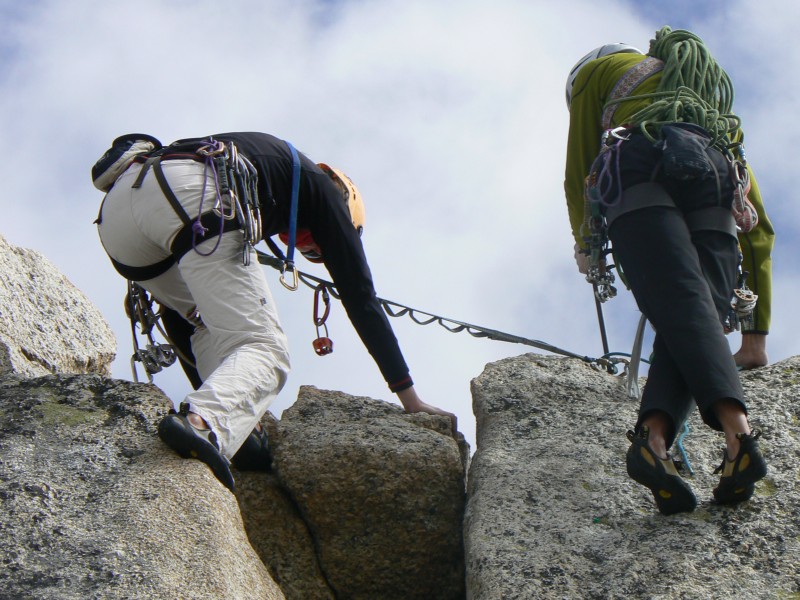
[612,26,741,149]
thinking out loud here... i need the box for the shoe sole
[713,437,768,505]
[158,414,235,491]
[627,446,697,515]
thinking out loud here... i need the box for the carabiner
[280,262,299,291]
[609,126,631,141]
[313,284,331,326]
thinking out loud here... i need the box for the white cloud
[1,0,796,453]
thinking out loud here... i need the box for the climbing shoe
[231,425,272,472]
[157,402,235,492]
[626,427,697,515]
[712,430,767,505]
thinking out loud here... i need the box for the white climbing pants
[97,159,290,458]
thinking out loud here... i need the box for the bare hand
[396,387,458,433]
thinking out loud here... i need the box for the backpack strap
[601,57,664,130]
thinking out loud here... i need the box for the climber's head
[278,164,365,264]
[565,43,643,109]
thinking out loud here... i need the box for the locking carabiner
[280,261,299,291]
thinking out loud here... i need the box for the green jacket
[564,53,774,333]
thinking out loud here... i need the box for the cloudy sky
[1,0,797,452]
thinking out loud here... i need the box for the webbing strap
[109,213,242,281]
[111,157,242,281]
[152,160,192,226]
[285,142,301,265]
[110,254,175,282]
[601,57,664,130]
[604,182,676,226]
[605,182,736,237]
[685,206,736,237]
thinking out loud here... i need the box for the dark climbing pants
[605,134,745,447]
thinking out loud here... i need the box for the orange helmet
[279,164,366,263]
[317,163,365,236]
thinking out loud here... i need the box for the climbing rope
[604,26,739,149]
[255,249,634,374]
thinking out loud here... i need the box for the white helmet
[565,43,643,109]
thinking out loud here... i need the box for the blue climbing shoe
[626,427,697,515]
[157,402,235,491]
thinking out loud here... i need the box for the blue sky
[0,0,796,452]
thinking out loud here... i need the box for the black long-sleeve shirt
[175,132,412,392]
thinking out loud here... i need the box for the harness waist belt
[605,182,676,225]
[110,213,242,281]
[605,182,736,237]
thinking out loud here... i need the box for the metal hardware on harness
[733,287,758,317]
[126,282,177,383]
[730,151,757,233]
[312,283,333,356]
[583,193,618,304]
[585,244,617,305]
[280,261,300,291]
[724,268,758,333]
[197,139,263,266]
[602,126,632,145]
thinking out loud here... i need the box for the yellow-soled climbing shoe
[713,430,767,505]
[626,427,697,515]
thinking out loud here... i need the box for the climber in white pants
[96,156,290,491]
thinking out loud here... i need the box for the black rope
[255,249,624,367]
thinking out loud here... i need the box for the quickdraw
[126,281,177,383]
[254,249,628,372]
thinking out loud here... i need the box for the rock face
[0,374,285,600]
[0,234,116,377]
[267,386,467,600]
[5,233,800,599]
[0,377,467,600]
[465,353,800,599]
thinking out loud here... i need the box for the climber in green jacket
[564,33,774,371]
[563,27,769,514]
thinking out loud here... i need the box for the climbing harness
[98,137,262,282]
[126,282,177,383]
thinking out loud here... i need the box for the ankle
[187,412,209,430]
